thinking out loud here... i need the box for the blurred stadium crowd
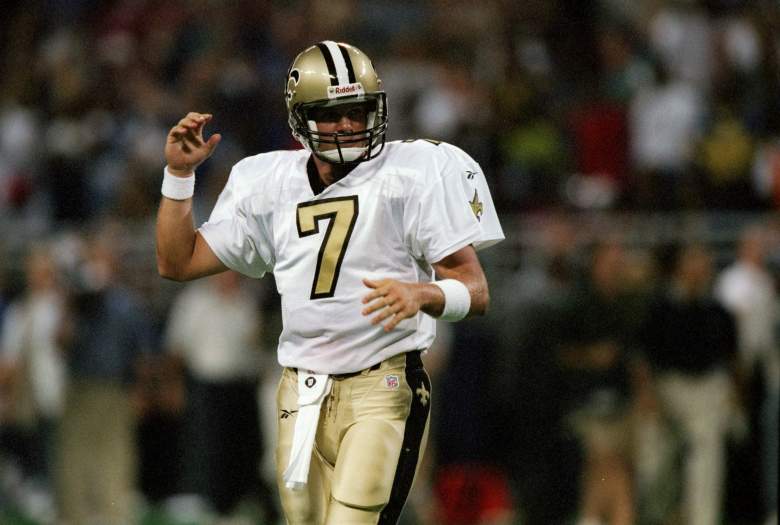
[0,0,778,524]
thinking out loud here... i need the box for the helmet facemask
[291,93,387,164]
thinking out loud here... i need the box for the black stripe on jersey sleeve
[316,42,339,86]
[337,43,357,84]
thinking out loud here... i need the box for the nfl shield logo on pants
[385,375,399,389]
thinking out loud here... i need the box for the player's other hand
[361,278,423,332]
[165,112,222,176]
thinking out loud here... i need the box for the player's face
[311,103,369,150]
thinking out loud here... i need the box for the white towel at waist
[283,371,332,490]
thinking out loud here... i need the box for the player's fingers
[362,297,388,316]
[362,279,397,303]
[183,127,205,147]
[363,278,395,289]
[184,112,211,123]
[170,136,201,158]
[179,120,198,131]
[370,305,396,326]
[205,133,222,154]
[383,310,411,332]
[361,286,387,304]
[180,113,212,132]
[169,125,188,139]
[185,112,211,120]
[179,117,201,130]
[170,124,203,146]
[361,292,378,306]
[191,119,209,141]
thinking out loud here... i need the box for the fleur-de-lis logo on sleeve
[469,189,483,221]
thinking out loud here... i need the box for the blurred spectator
[568,101,628,208]
[715,225,778,393]
[412,60,484,143]
[596,23,654,105]
[715,224,779,525]
[500,106,567,209]
[0,244,65,502]
[0,104,41,217]
[629,63,705,209]
[647,2,715,91]
[433,461,514,525]
[380,36,441,142]
[638,243,740,525]
[164,271,276,521]
[564,22,653,209]
[696,104,757,208]
[55,227,153,525]
[133,350,187,507]
[554,241,641,525]
[497,214,581,525]
[712,10,776,137]
[432,316,515,525]
[752,137,780,209]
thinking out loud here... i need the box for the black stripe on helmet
[337,43,357,84]
[316,42,339,86]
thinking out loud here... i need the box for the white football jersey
[199,139,503,373]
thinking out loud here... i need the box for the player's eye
[312,109,341,122]
[345,107,368,122]
[310,104,370,124]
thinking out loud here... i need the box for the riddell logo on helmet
[327,82,365,99]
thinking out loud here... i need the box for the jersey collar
[305,156,367,196]
[306,157,328,196]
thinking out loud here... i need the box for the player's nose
[336,113,356,133]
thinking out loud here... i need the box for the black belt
[332,362,382,380]
[294,350,422,380]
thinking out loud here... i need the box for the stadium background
[0,0,778,524]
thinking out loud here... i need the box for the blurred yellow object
[700,118,753,184]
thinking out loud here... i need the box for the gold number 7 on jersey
[296,196,359,299]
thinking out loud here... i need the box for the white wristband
[161,166,195,200]
[432,279,471,322]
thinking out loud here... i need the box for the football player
[156,41,504,524]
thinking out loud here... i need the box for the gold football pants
[276,351,431,525]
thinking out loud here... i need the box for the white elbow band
[161,166,195,200]
[432,279,471,322]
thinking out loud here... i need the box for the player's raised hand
[165,112,222,176]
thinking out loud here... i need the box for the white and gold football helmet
[285,41,388,163]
